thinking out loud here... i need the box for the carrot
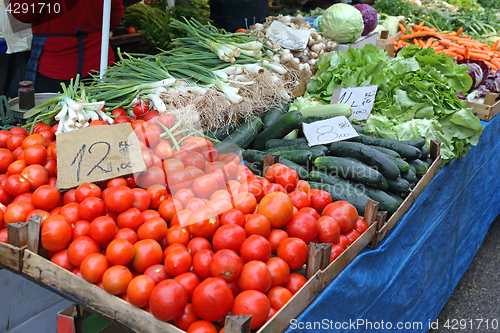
[417,38,426,48]
[424,38,434,48]
[413,25,423,32]
[468,52,490,61]
[418,21,425,27]
[449,47,466,56]
[492,39,500,51]
[443,51,459,58]
[490,57,500,67]
[485,62,499,71]
[439,39,457,48]
[432,41,440,48]
[455,27,463,36]
[456,55,464,61]
[433,45,445,51]
[399,24,407,34]
[400,31,439,40]
[413,39,419,46]
[464,46,469,59]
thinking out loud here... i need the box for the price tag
[56,123,147,190]
[266,21,311,51]
[331,85,378,121]
[302,116,359,146]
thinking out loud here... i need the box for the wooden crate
[373,140,442,247]
[466,93,500,121]
[0,219,36,272]
[376,31,403,57]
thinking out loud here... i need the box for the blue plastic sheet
[285,114,500,333]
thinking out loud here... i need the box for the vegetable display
[354,4,379,36]
[319,4,365,44]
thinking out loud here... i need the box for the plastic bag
[0,0,32,54]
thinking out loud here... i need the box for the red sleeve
[9,0,41,23]
[110,0,124,31]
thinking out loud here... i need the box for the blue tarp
[285,114,500,333]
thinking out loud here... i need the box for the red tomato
[308,189,332,214]
[143,109,160,122]
[131,188,150,212]
[63,190,77,205]
[267,229,288,254]
[0,131,12,148]
[117,207,143,230]
[43,157,57,177]
[263,183,286,196]
[5,174,30,197]
[295,180,310,193]
[232,290,270,329]
[322,201,358,233]
[187,207,220,238]
[7,159,27,175]
[192,175,218,199]
[212,224,246,254]
[127,26,137,34]
[210,249,243,283]
[354,219,368,234]
[267,286,292,310]
[337,234,351,249]
[41,215,72,252]
[132,239,163,273]
[114,115,131,124]
[174,272,200,302]
[106,177,128,188]
[20,164,48,191]
[137,216,168,242]
[244,214,271,238]
[187,237,212,258]
[7,133,26,152]
[51,249,75,271]
[257,192,293,229]
[89,216,117,244]
[192,249,214,281]
[298,206,321,220]
[344,228,361,243]
[103,186,135,213]
[173,188,195,208]
[133,101,149,117]
[23,145,47,165]
[106,239,135,266]
[235,28,248,33]
[330,244,345,263]
[144,264,169,284]
[0,228,7,243]
[78,197,105,222]
[240,235,272,263]
[164,248,192,277]
[187,321,217,333]
[265,163,286,183]
[288,191,311,210]
[172,304,200,331]
[238,181,264,203]
[67,236,100,267]
[238,261,272,293]
[284,212,319,244]
[166,225,190,246]
[0,148,14,173]
[111,108,128,117]
[220,208,245,227]
[191,277,234,322]
[284,273,307,295]
[102,265,133,295]
[275,168,298,192]
[317,216,341,243]
[127,275,155,308]
[80,253,109,283]
[265,257,290,287]
[32,185,60,211]
[276,237,308,270]
[158,198,182,223]
[149,280,188,321]
[112,228,138,245]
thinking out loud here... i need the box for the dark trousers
[0,51,31,98]
[35,72,92,94]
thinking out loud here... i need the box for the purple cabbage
[484,71,500,93]
[354,4,378,36]
[458,58,492,89]
[463,63,483,89]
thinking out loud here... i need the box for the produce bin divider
[377,140,441,245]
[466,93,500,121]
[263,154,280,176]
[368,211,388,249]
[224,315,252,333]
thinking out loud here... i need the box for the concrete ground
[430,215,500,333]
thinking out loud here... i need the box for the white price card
[266,21,311,51]
[331,85,378,121]
[302,116,359,147]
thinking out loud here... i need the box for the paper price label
[266,21,311,51]
[303,116,359,146]
[331,85,378,121]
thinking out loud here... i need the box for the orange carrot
[469,52,490,61]
[439,39,457,48]
[456,55,464,61]
[455,27,463,36]
[417,39,426,48]
[424,38,434,48]
[433,45,445,51]
[413,39,419,46]
[490,57,500,67]
[418,21,425,27]
[400,31,439,40]
[399,24,407,34]
[464,46,469,59]
[492,39,500,51]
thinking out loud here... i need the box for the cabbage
[380,16,402,38]
[354,4,378,36]
[319,4,364,44]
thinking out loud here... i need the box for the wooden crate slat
[0,242,24,271]
[466,93,500,121]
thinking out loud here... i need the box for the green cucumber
[352,124,364,133]
[401,168,418,184]
[279,150,313,165]
[205,123,238,141]
[399,138,426,149]
[409,164,416,174]
[425,157,433,166]
[420,146,430,160]
[265,138,308,150]
[314,156,388,190]
[266,145,328,154]
[222,116,262,149]
[246,162,263,177]
[362,186,400,213]
[242,150,309,180]
[300,103,352,119]
[263,105,287,128]
[386,177,411,193]
[329,141,400,180]
[409,159,428,176]
[213,142,244,156]
[386,155,410,172]
[368,145,401,158]
[386,191,404,205]
[251,110,303,150]
[283,129,298,140]
[350,134,421,160]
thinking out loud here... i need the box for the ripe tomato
[144,264,169,284]
[103,186,134,213]
[238,261,272,293]
[276,237,308,270]
[212,224,246,254]
[164,248,192,277]
[132,239,163,273]
[133,101,149,117]
[111,108,128,117]
[7,133,26,152]
[166,225,190,246]
[238,181,264,203]
[20,165,48,191]
[192,249,213,281]
[158,198,182,222]
[171,209,192,227]
[174,272,200,302]
[67,236,100,267]
[78,197,105,222]
[288,191,311,210]
[41,215,72,252]
[244,214,271,238]
[0,131,12,148]
[265,163,287,183]
[167,169,194,193]
[172,304,199,331]
[51,249,75,271]
[89,216,117,244]
[106,239,135,266]
[107,177,127,188]
[234,192,257,215]
[187,320,217,333]
[127,275,156,308]
[337,234,351,249]
[192,277,234,322]
[298,206,320,220]
[263,183,286,196]
[32,185,60,211]
[181,152,206,170]
[295,180,310,193]
[23,145,47,165]
[25,209,49,224]
[174,188,195,208]
[102,265,133,295]
[344,228,361,243]
[265,257,290,287]
[13,192,32,203]
[80,253,109,283]
[354,219,368,234]
[187,207,219,238]
[63,189,77,204]
[257,192,293,229]
[330,244,345,263]
[5,174,30,197]
[232,290,270,329]
[7,160,27,175]
[317,216,340,243]
[240,235,272,263]
[117,207,143,231]
[308,189,332,214]
[162,158,184,174]
[267,286,292,310]
[112,228,138,245]
[131,188,151,212]
[200,147,218,162]
[187,237,212,257]
[192,175,218,199]
[185,198,207,214]
[284,273,307,295]
[72,220,91,239]
[322,201,358,233]
[220,208,245,227]
[285,212,319,245]
[137,216,168,241]
[267,229,288,254]
[0,148,15,173]
[210,249,243,283]
[43,157,57,177]
[149,280,187,321]
[275,168,298,192]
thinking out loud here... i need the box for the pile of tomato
[0,110,369,333]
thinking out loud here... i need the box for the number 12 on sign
[302,116,359,146]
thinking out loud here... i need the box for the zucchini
[409,164,416,174]
[368,145,401,158]
[265,138,308,150]
[425,157,433,166]
[420,146,430,160]
[399,138,426,149]
[300,103,352,119]
[352,124,364,133]
[246,162,263,177]
[401,168,418,184]
[279,150,313,165]
[350,134,421,160]
[222,116,262,149]
[386,177,411,193]
[362,186,400,213]
[386,155,410,172]
[314,156,388,190]
[213,142,244,156]
[205,123,238,141]
[409,159,428,176]
[329,141,400,180]
[263,105,287,128]
[266,145,328,154]
[242,150,309,180]
[251,110,303,150]
[386,191,404,206]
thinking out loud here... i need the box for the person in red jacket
[11,0,124,93]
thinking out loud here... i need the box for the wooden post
[305,243,324,280]
[263,154,280,177]
[380,30,389,39]
[430,140,441,160]
[224,315,252,333]
[7,222,29,248]
[363,199,379,227]
[484,93,498,106]
[320,243,333,270]
[368,211,388,249]
[28,214,42,254]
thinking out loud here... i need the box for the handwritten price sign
[302,116,359,146]
[56,124,147,190]
[266,21,311,51]
[331,85,378,121]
